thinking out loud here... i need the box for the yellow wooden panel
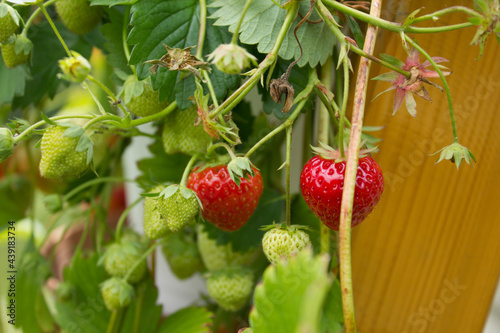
[350,1,500,332]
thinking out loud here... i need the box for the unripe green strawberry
[143,185,169,239]
[55,0,103,35]
[262,224,311,264]
[156,185,200,232]
[0,4,20,43]
[162,106,211,155]
[101,239,148,283]
[1,35,31,68]
[161,230,203,279]
[123,75,168,117]
[39,125,88,180]
[197,224,258,271]
[100,277,134,311]
[206,266,254,312]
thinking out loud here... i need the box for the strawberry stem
[87,75,129,115]
[284,125,292,226]
[339,1,382,331]
[115,196,144,242]
[231,0,254,45]
[37,2,72,57]
[180,155,199,187]
[122,6,136,76]
[318,58,332,255]
[123,240,163,282]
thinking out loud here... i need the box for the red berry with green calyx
[300,145,384,230]
[187,162,263,232]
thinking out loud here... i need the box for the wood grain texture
[350,1,500,332]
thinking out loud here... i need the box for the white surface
[484,282,500,333]
[121,122,206,314]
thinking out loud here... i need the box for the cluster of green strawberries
[36,90,384,311]
[4,0,385,311]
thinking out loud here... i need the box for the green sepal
[433,141,476,169]
[227,156,256,186]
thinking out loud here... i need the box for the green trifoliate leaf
[210,0,336,67]
[156,307,213,333]
[249,248,333,333]
[433,141,476,169]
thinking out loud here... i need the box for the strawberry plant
[0,0,498,332]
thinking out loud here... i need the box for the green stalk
[404,36,459,141]
[122,6,136,75]
[408,6,481,24]
[321,0,475,34]
[197,0,207,59]
[123,241,163,282]
[338,0,382,331]
[318,58,332,255]
[13,114,94,144]
[115,197,144,241]
[339,58,349,157]
[38,2,71,56]
[128,101,177,127]
[180,155,199,186]
[21,0,58,34]
[348,44,409,77]
[284,125,292,226]
[231,0,253,45]
[63,177,130,201]
[208,1,300,120]
[87,75,128,114]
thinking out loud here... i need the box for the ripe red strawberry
[0,4,20,43]
[206,266,254,311]
[300,147,384,230]
[55,0,103,35]
[262,224,310,264]
[162,106,211,155]
[187,165,263,231]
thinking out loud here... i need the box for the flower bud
[0,128,14,162]
[57,51,91,83]
[207,44,257,74]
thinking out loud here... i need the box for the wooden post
[351,1,500,332]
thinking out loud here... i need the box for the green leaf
[345,15,364,48]
[127,0,238,107]
[0,56,29,104]
[14,244,52,333]
[249,248,333,333]
[13,22,93,108]
[379,53,404,69]
[467,16,483,25]
[402,8,423,28]
[101,7,134,75]
[201,188,284,252]
[0,175,31,222]
[53,254,110,332]
[473,0,489,14]
[157,307,213,333]
[210,0,336,67]
[63,126,85,138]
[320,279,344,333]
[76,133,92,152]
[120,279,163,333]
